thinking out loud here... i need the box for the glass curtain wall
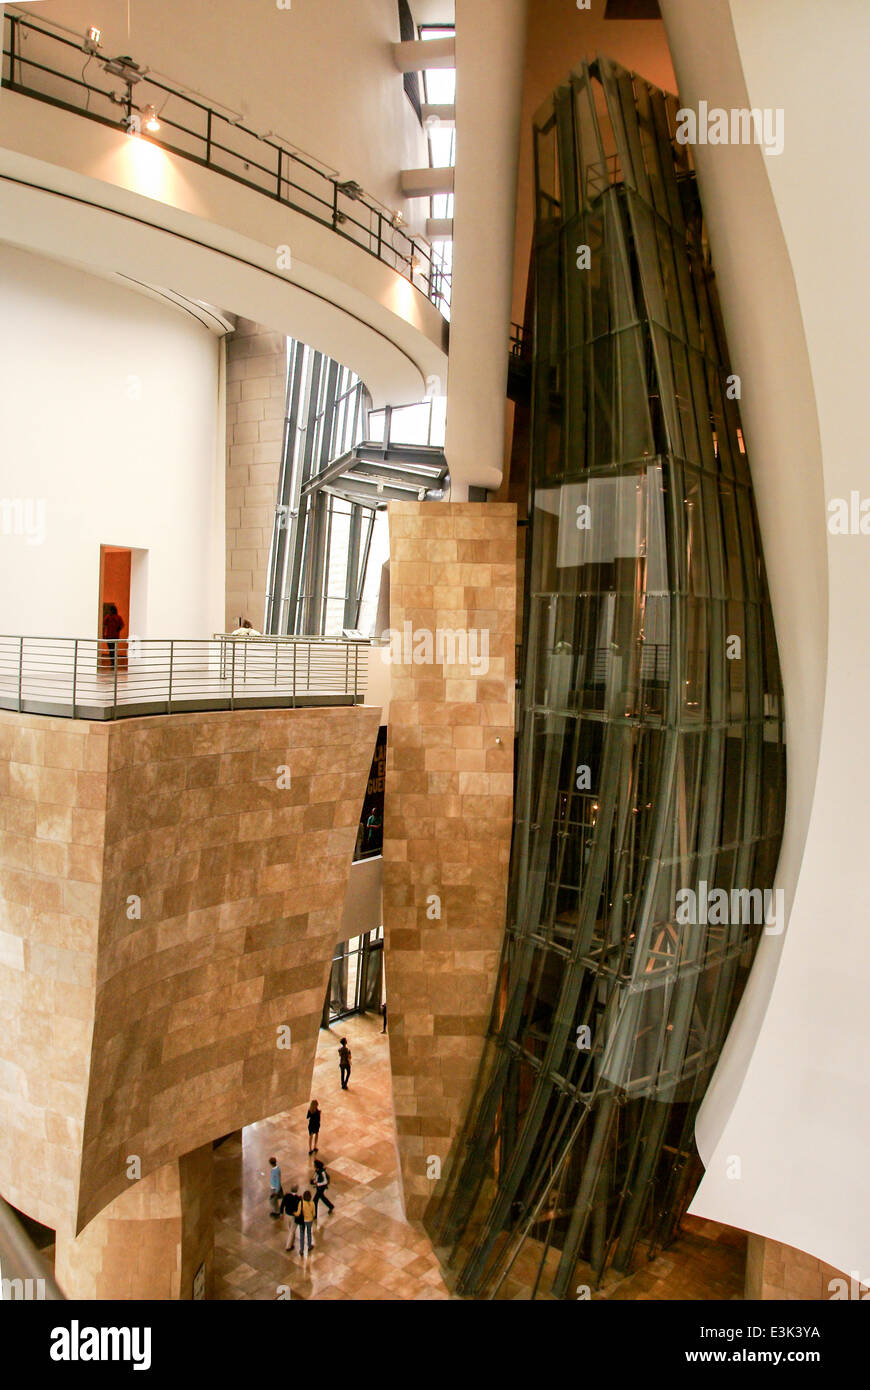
[431,58,786,1300]
[265,340,382,636]
[420,23,455,321]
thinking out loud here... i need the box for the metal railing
[0,1198,63,1301]
[1,9,451,314]
[0,634,369,720]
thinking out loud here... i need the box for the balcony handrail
[1,9,451,315]
[0,634,370,721]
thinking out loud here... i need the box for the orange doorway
[98,546,131,672]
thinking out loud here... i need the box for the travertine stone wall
[0,704,379,1239]
[746,1235,870,1301]
[55,1143,215,1301]
[0,712,108,1234]
[383,502,516,1221]
[225,319,287,630]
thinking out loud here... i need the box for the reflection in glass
[430,58,786,1300]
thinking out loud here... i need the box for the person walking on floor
[338,1037,352,1089]
[268,1156,283,1218]
[299,1190,316,1254]
[312,1159,334,1216]
[307,1098,321,1154]
[279,1184,301,1250]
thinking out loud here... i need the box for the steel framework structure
[430,57,786,1299]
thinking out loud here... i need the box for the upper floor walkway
[0,633,372,720]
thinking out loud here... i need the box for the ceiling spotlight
[142,105,161,133]
[84,26,102,54]
[391,210,406,229]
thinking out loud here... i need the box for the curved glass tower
[432,57,786,1299]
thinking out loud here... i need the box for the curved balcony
[0,10,450,317]
[0,634,370,721]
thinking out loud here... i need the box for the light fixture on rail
[103,54,145,84]
[83,26,102,54]
[142,105,161,133]
[390,209,406,229]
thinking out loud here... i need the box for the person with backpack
[267,1156,283,1218]
[306,1098,321,1155]
[299,1190,316,1254]
[338,1037,352,1089]
[312,1158,334,1216]
[279,1184,301,1251]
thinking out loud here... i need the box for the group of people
[268,1156,334,1254]
[265,1038,354,1256]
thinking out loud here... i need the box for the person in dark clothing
[101,603,125,671]
[312,1159,334,1216]
[381,1002,387,1034]
[306,1098,321,1154]
[279,1184,301,1251]
[338,1038,352,1089]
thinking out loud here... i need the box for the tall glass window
[431,57,786,1301]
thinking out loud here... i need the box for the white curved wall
[0,242,224,638]
[662,0,870,1278]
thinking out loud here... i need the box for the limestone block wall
[0,704,379,1238]
[55,1143,215,1302]
[0,712,109,1234]
[383,501,516,1221]
[225,319,287,630]
[746,1235,870,1302]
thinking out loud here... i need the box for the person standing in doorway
[279,1184,301,1251]
[299,1190,316,1254]
[268,1156,283,1218]
[312,1159,334,1216]
[102,602,125,672]
[338,1037,352,1090]
[307,1098,321,1155]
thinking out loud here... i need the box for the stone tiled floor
[214,1013,745,1303]
[213,1014,451,1301]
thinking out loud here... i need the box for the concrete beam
[426,218,454,240]
[392,37,456,71]
[400,167,456,199]
[422,103,456,129]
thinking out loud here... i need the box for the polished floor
[213,1011,746,1302]
[213,1013,451,1301]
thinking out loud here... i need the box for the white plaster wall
[662,0,870,1277]
[0,242,224,638]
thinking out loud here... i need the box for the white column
[445,0,527,498]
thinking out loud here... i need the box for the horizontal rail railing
[0,635,370,720]
[1,10,451,315]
